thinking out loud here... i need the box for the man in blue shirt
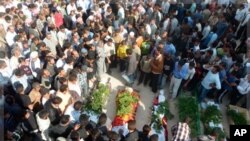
[169,60,189,99]
[163,38,176,57]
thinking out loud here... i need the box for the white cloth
[64,104,81,123]
[56,91,72,112]
[202,25,211,40]
[217,0,229,6]
[43,38,57,56]
[36,112,51,140]
[76,0,88,13]
[10,56,19,72]
[57,31,67,47]
[67,4,77,15]
[235,8,248,22]
[5,31,17,47]
[240,12,250,26]
[161,1,170,15]
[11,75,29,91]
[201,71,221,90]
[169,75,183,98]
[56,59,65,68]
[237,76,250,95]
[112,125,129,137]
[185,64,196,80]
[104,43,116,57]
[118,7,125,19]
[29,59,41,77]
[68,81,81,97]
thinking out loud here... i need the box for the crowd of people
[1,0,250,141]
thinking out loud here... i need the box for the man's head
[189,62,195,69]
[32,82,41,91]
[127,120,136,132]
[60,115,70,126]
[51,96,62,108]
[211,65,220,74]
[73,101,83,111]
[79,114,90,126]
[98,113,107,126]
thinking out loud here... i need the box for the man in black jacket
[44,96,62,125]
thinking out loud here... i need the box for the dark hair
[79,114,89,125]
[14,68,24,76]
[38,109,49,119]
[73,101,83,111]
[70,131,80,141]
[65,56,74,64]
[98,113,107,126]
[150,134,159,141]
[60,115,70,124]
[126,48,132,55]
[128,120,136,131]
[0,51,6,58]
[178,60,186,67]
[59,84,68,92]
[212,65,220,71]
[142,124,151,135]
[68,73,77,82]
[59,77,67,84]
[18,57,25,63]
[107,131,119,141]
[51,96,62,104]
[189,62,195,68]
[16,83,24,94]
[40,87,49,95]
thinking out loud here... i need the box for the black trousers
[119,58,127,72]
[138,71,150,85]
[151,73,161,93]
[230,87,244,105]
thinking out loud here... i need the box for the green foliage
[205,127,226,141]
[117,91,139,116]
[85,84,110,114]
[227,109,248,125]
[202,105,225,141]
[202,105,222,124]
[151,102,174,133]
[178,96,199,137]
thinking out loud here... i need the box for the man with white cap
[29,51,41,78]
[43,32,58,57]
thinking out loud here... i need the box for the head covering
[81,65,88,71]
[81,48,88,54]
[30,51,38,58]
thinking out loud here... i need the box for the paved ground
[100,68,230,140]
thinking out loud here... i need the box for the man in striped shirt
[171,117,191,141]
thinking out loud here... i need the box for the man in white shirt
[11,68,31,94]
[43,32,58,56]
[198,65,221,103]
[5,25,17,47]
[183,62,196,90]
[57,26,67,47]
[161,0,170,16]
[230,74,250,105]
[76,0,88,13]
[202,23,211,40]
[67,0,77,15]
[117,3,125,24]
[64,101,83,123]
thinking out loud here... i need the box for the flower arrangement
[85,83,110,114]
[202,105,225,140]
[112,89,139,126]
[151,102,173,133]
